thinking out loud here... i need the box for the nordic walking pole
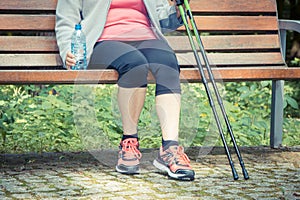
[175,0,248,180]
[180,0,249,180]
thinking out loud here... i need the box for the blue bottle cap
[75,24,82,30]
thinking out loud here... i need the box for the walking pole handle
[174,0,184,6]
[176,0,184,5]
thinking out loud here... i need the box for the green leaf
[237,86,249,93]
[285,96,299,109]
[260,81,271,87]
[0,100,6,106]
[41,101,52,109]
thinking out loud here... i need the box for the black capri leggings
[88,39,181,96]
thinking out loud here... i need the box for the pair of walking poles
[175,0,249,180]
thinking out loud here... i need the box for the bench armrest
[279,19,300,33]
[278,19,300,59]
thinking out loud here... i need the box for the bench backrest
[0,0,285,70]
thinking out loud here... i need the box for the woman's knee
[114,51,149,88]
[154,65,181,96]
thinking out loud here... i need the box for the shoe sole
[116,164,140,175]
[153,159,195,181]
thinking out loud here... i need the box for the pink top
[98,0,157,41]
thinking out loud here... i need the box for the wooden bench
[0,0,299,148]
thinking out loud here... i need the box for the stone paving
[0,146,299,200]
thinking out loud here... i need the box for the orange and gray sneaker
[153,145,195,181]
[116,138,142,174]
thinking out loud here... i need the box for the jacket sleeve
[55,0,82,68]
[155,0,183,33]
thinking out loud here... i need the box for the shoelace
[122,139,142,159]
[167,146,191,167]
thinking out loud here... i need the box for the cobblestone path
[1,146,299,200]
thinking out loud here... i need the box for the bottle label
[71,27,87,70]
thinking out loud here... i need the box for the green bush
[0,81,299,154]
[0,85,81,153]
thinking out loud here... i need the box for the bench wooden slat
[190,0,277,13]
[0,52,284,68]
[1,67,300,84]
[0,15,55,31]
[0,15,278,32]
[181,67,300,82]
[0,36,58,52]
[0,0,276,13]
[0,54,62,67]
[168,35,280,51]
[176,52,285,66]
[178,16,279,31]
[0,0,57,11]
[0,35,280,52]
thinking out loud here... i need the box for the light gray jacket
[55,0,183,68]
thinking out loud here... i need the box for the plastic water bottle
[71,24,87,70]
